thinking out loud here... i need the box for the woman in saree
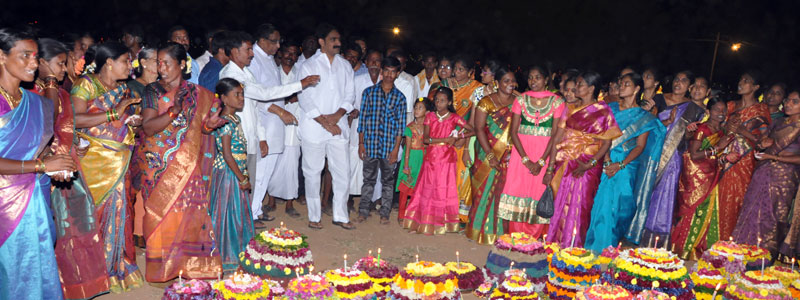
[764,83,787,121]
[466,67,517,244]
[35,38,109,299]
[426,55,453,99]
[642,71,706,245]
[62,32,94,92]
[446,55,483,222]
[495,66,564,239]
[717,71,771,241]
[547,72,621,248]
[70,41,144,292]
[734,90,800,257]
[671,97,731,259]
[778,92,800,263]
[140,42,225,282]
[585,72,666,251]
[0,27,77,300]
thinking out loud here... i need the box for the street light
[392,27,400,35]
[690,33,754,82]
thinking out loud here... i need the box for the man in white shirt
[296,35,318,68]
[195,29,222,72]
[268,42,303,214]
[296,24,356,230]
[388,50,419,124]
[248,23,304,219]
[219,31,320,223]
[416,52,439,97]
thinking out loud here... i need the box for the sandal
[332,221,356,230]
[380,217,390,225]
[285,207,302,218]
[308,222,323,230]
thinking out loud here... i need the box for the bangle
[521,156,530,164]
[203,123,213,132]
[486,152,495,161]
[537,158,546,167]
[106,111,113,122]
[618,162,626,169]
[239,175,249,186]
[21,160,25,173]
[167,109,178,119]
[112,109,120,121]
[603,161,611,168]
[34,158,44,173]
[589,159,598,167]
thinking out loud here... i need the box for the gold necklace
[0,85,22,110]
[452,78,471,91]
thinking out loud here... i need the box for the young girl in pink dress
[403,87,474,235]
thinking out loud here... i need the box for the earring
[109,65,113,71]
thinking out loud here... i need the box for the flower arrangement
[789,279,800,299]
[284,274,337,300]
[573,283,632,300]
[601,248,694,300]
[324,268,379,300]
[547,247,602,300]
[212,273,272,300]
[444,262,484,291]
[162,279,212,300]
[690,268,727,300]
[723,271,792,300]
[766,265,799,287]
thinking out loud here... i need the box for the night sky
[4,0,800,89]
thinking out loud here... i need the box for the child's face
[413,101,428,118]
[435,92,450,112]
[223,86,245,111]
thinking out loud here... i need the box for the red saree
[141,81,221,282]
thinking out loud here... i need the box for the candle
[344,254,348,270]
[757,237,761,248]
[179,270,183,284]
[369,250,372,257]
[729,236,733,243]
[543,234,548,242]
[711,282,721,299]
[570,227,577,248]
[377,248,382,261]
[217,271,221,282]
[310,265,315,274]
[617,242,622,249]
[456,251,461,266]
[671,243,676,253]
[295,267,301,279]
[792,258,796,273]
[509,262,515,271]
[280,221,284,228]
[655,236,660,248]
[415,254,419,263]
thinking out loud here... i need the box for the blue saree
[0,90,63,300]
[585,102,665,252]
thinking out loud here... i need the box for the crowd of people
[0,21,799,300]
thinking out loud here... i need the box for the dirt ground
[101,201,487,299]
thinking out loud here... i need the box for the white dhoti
[268,145,301,200]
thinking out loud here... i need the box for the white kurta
[296,50,355,223]
[395,71,419,124]
[268,66,302,199]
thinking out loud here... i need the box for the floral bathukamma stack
[212,272,279,300]
[741,244,772,271]
[601,248,694,300]
[546,247,602,300]
[324,268,380,300]
[697,241,746,278]
[353,256,399,297]
[722,271,792,300]
[485,233,548,291]
[162,279,213,300]
[284,274,337,300]
[238,227,313,279]
[573,283,632,300]
[690,268,727,300]
[765,265,799,287]
[444,262,484,291]
[789,279,800,299]
[387,261,460,300]
[486,269,540,300]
